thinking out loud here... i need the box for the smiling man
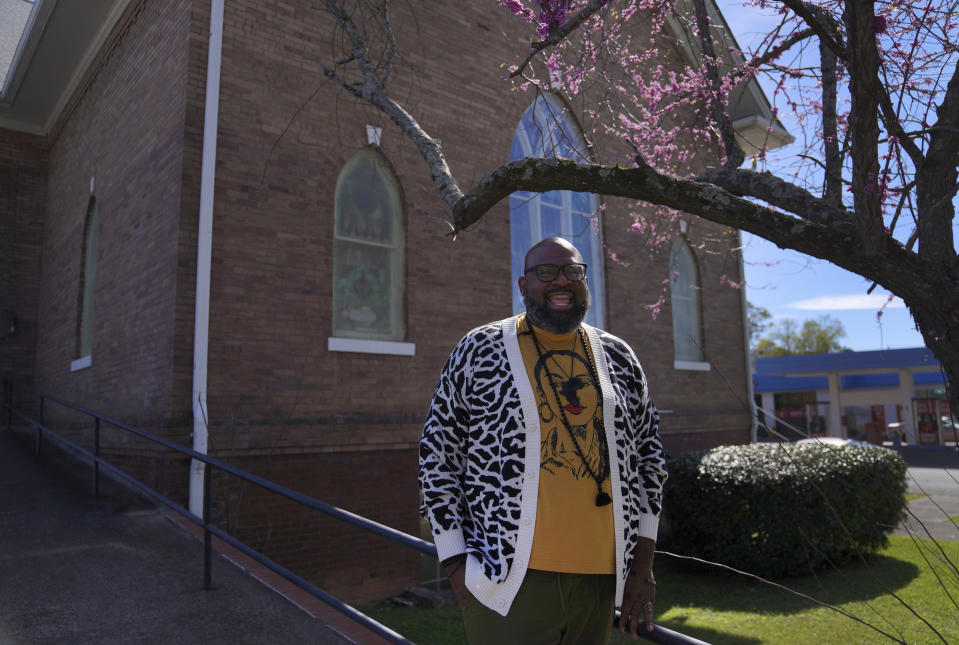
[419,237,667,644]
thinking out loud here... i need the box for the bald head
[524,237,583,272]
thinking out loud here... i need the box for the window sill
[674,360,711,372]
[327,337,415,356]
[71,355,92,372]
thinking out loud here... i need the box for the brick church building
[1,0,788,603]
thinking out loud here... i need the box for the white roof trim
[0,0,134,135]
[732,114,795,152]
[1,0,52,106]
[42,0,133,135]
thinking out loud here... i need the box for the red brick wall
[33,0,193,442]
[214,448,420,605]
[198,0,536,469]
[0,130,47,387]
[603,212,752,454]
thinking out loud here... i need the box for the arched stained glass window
[669,237,705,363]
[509,93,605,328]
[333,149,405,341]
[76,197,99,359]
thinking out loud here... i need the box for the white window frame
[329,148,408,351]
[669,237,708,367]
[327,337,415,356]
[509,93,606,329]
[74,196,99,369]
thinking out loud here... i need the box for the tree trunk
[904,270,959,439]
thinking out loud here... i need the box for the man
[419,237,667,643]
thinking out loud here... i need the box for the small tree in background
[755,315,849,356]
[747,300,774,349]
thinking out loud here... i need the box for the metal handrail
[2,379,421,644]
[2,379,707,645]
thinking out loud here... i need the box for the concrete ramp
[0,429,357,645]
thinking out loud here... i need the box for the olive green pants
[463,570,615,645]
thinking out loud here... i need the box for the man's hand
[618,537,656,638]
[444,557,468,610]
[618,572,655,638]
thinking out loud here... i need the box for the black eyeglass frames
[524,263,588,282]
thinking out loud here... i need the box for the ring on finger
[643,600,654,611]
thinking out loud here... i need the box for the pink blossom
[490,0,955,298]
[498,0,536,21]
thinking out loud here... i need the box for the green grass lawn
[364,537,959,645]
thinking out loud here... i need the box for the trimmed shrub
[661,442,908,578]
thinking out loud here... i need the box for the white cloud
[788,294,906,311]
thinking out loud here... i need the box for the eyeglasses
[524,263,588,282]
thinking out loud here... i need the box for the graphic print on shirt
[533,347,607,480]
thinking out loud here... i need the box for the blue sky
[715,0,928,351]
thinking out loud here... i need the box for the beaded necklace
[528,323,612,507]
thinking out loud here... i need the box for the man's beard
[524,289,591,334]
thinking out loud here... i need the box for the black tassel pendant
[595,491,612,507]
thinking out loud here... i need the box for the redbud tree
[320,0,959,414]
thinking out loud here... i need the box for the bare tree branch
[696,166,849,228]
[780,0,846,60]
[320,0,464,215]
[844,0,885,255]
[917,55,959,262]
[450,157,925,294]
[878,91,926,169]
[820,24,842,205]
[728,27,816,87]
[692,0,744,168]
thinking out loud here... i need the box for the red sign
[916,400,939,445]
[869,405,886,444]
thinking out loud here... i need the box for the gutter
[189,0,225,517]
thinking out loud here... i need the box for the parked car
[795,436,887,449]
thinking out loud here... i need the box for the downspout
[189,0,225,517]
[738,231,759,443]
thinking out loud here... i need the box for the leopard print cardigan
[419,316,667,616]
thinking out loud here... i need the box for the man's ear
[518,275,527,297]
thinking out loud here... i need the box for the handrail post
[35,395,44,457]
[203,462,212,591]
[92,417,101,497]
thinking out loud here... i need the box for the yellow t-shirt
[517,315,615,574]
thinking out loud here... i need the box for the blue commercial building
[753,347,953,445]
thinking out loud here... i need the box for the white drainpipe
[189,0,225,517]
[738,231,759,443]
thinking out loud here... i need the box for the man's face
[519,241,591,334]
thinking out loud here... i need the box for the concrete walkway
[891,445,959,542]
[0,429,386,645]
